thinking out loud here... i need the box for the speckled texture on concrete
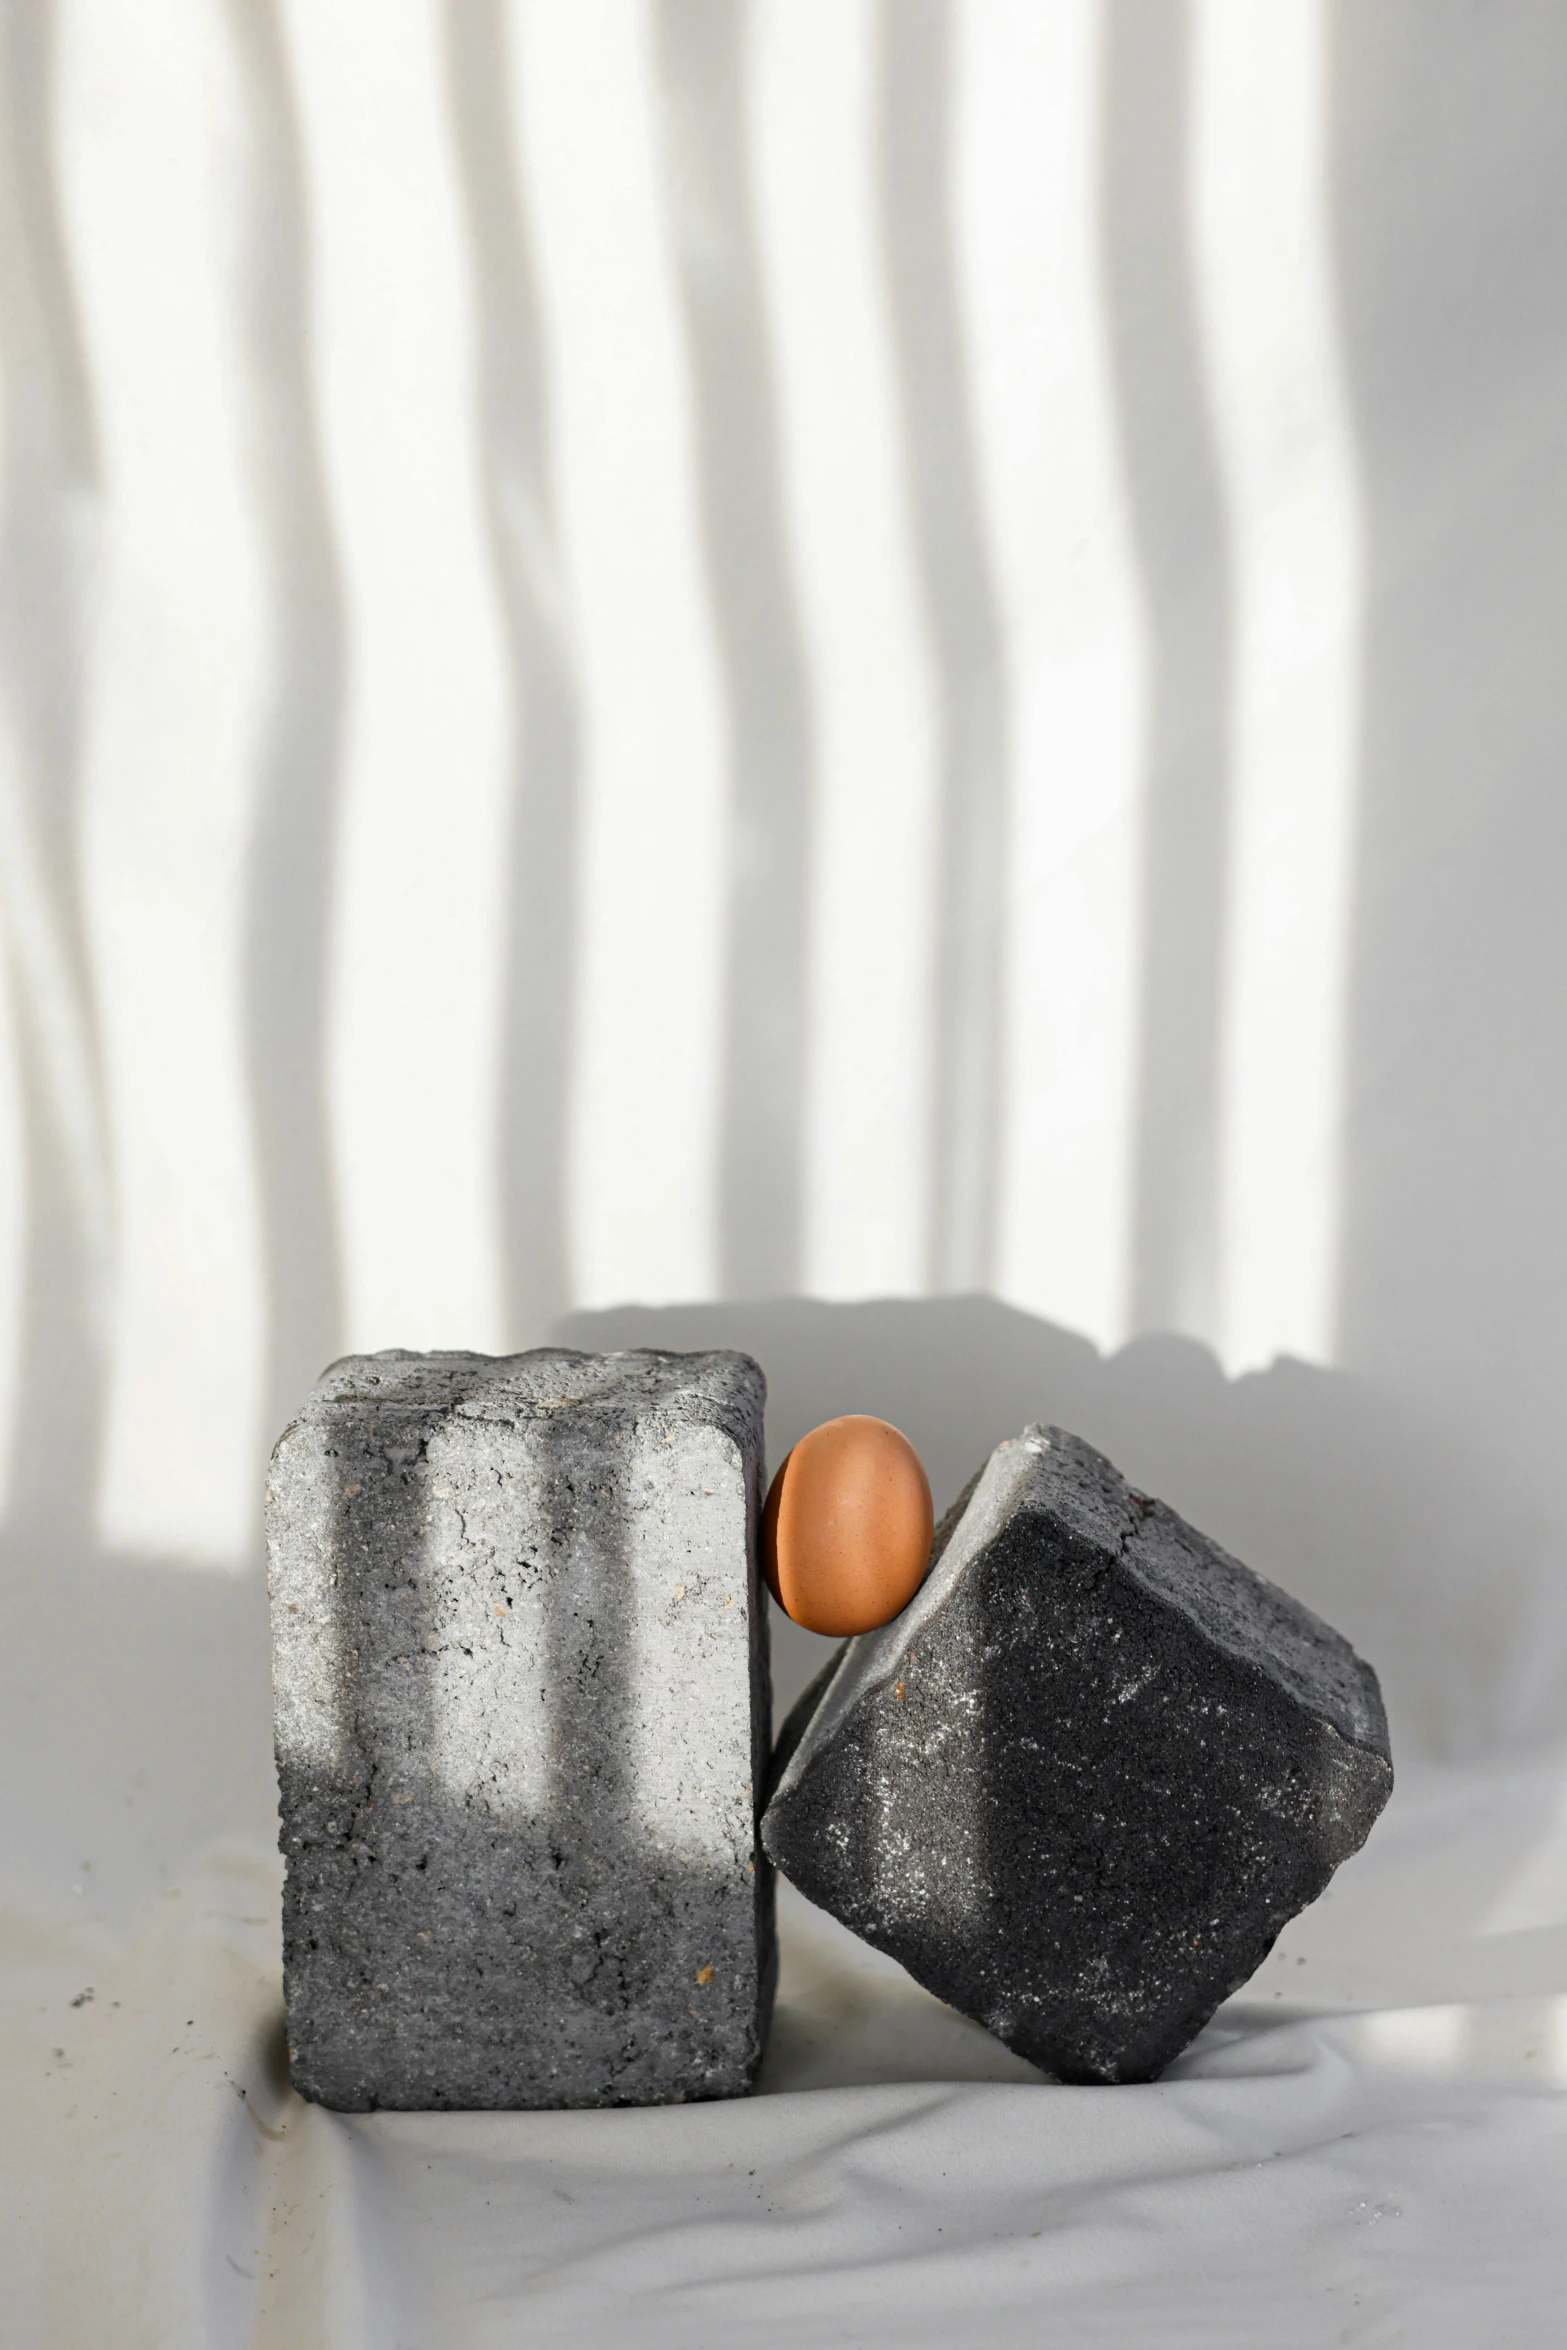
[762,1425,1392,2084]
[269,1347,774,2111]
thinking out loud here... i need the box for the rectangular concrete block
[269,1347,774,2110]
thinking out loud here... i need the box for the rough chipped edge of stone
[268,1346,768,1466]
[766,1422,1394,1828]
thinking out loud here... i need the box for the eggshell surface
[763,1416,935,1635]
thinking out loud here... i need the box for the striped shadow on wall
[0,0,1361,1566]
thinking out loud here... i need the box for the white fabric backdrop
[4,2,1567,2342]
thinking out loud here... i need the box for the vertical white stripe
[426,1425,551,1817]
[511,0,725,1313]
[954,0,1145,1351]
[0,760,110,1305]
[284,0,510,1356]
[0,701,111,1410]
[748,0,938,1299]
[1193,0,1362,1373]
[267,1429,347,1774]
[59,0,266,1564]
[628,1421,753,1859]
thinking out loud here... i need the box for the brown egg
[762,1416,934,1635]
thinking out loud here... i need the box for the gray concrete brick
[269,1347,773,2110]
[763,1424,1392,2083]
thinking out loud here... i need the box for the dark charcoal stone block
[269,1347,774,2110]
[762,1425,1392,2083]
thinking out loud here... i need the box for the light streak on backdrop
[956,0,1145,1356]
[287,0,512,1363]
[1194,0,1363,1377]
[750,0,939,1303]
[516,0,728,1315]
[61,0,267,1563]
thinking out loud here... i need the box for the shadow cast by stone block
[554,1295,1567,1770]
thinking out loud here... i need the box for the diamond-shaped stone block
[762,1425,1392,2083]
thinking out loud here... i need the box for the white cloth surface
[6,2,1567,2338]
[8,1719,1567,2347]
